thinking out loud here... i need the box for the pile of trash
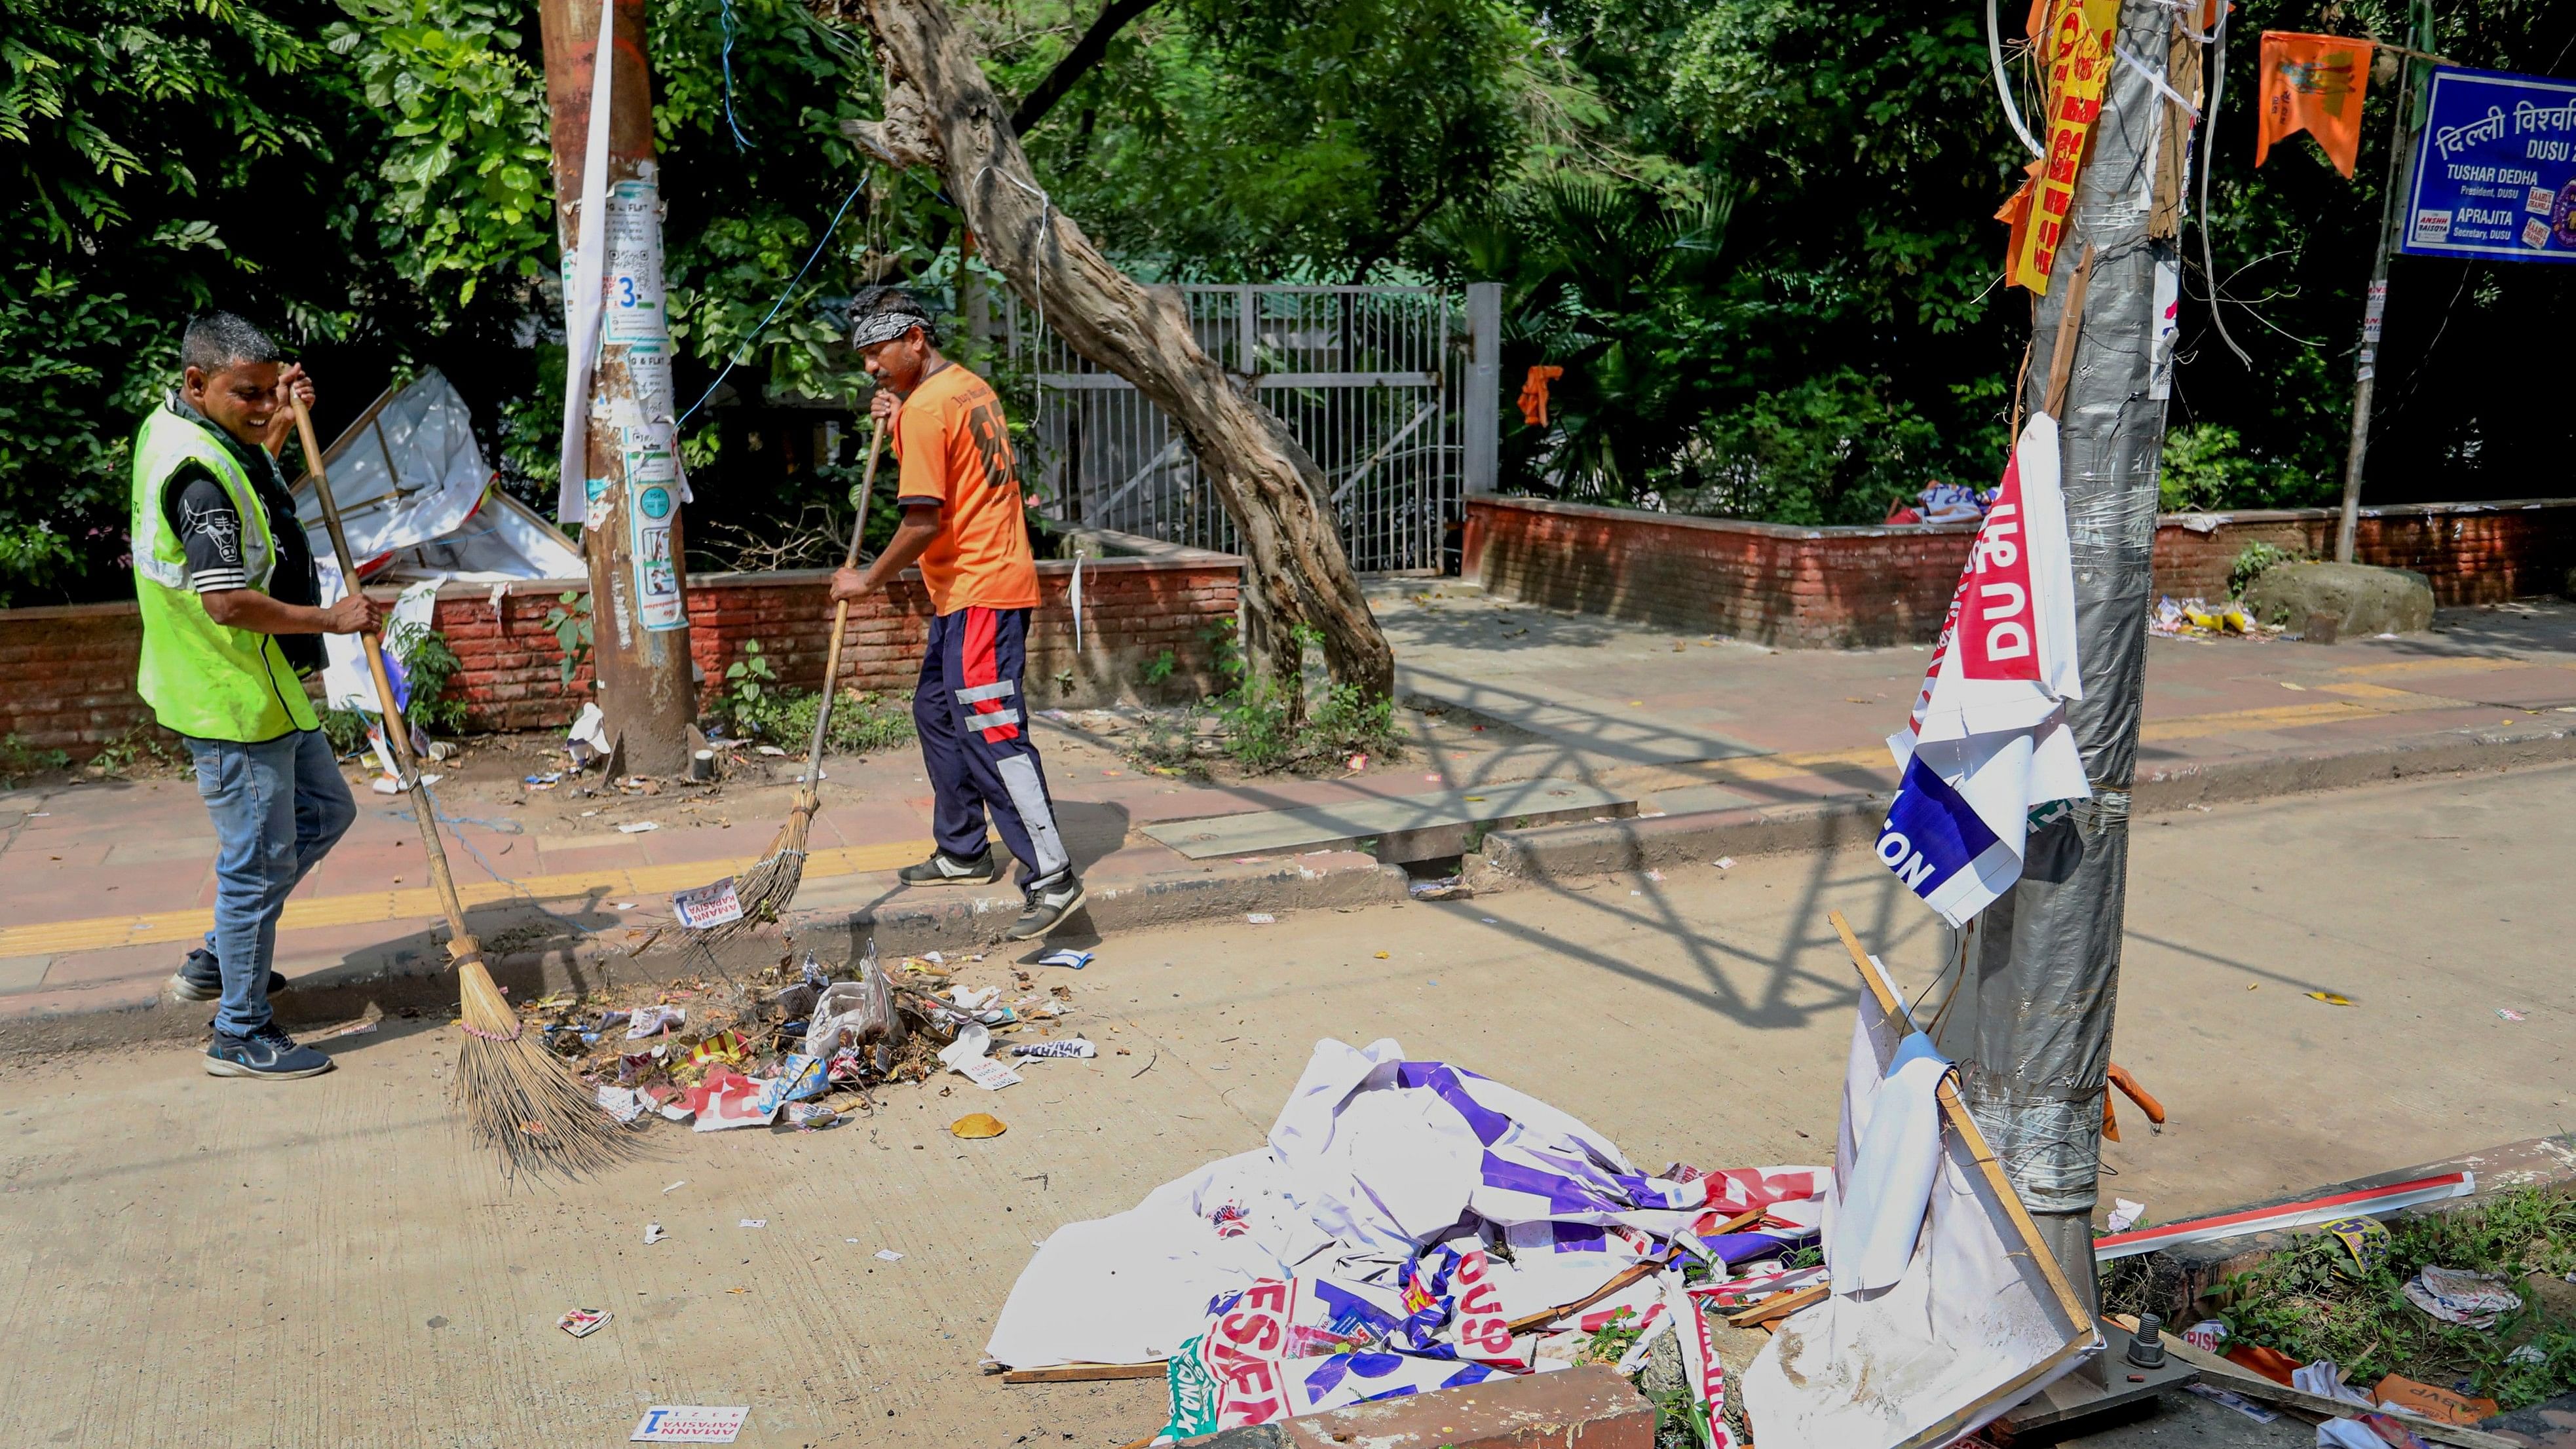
[987,950,2098,1449]
[539,945,1089,1133]
[1884,481,1994,526]
[986,1036,1821,1444]
[2150,595,2277,639]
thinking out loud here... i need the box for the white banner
[1876,413,2089,927]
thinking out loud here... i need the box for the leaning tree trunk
[843,0,1395,707]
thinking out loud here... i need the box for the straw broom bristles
[453,945,634,1175]
[694,791,818,945]
[685,421,882,948]
[292,395,629,1177]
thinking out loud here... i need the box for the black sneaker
[1006,877,1087,941]
[204,1022,335,1080]
[898,848,1002,886]
[168,948,290,1002]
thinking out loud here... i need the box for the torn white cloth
[1878,412,2089,926]
[1741,952,2098,1449]
[1823,1023,1948,1296]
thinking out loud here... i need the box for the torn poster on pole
[1876,411,2087,926]
[1738,922,2098,1448]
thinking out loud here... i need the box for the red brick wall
[0,555,1241,755]
[1465,495,2576,647]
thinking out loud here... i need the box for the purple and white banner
[1878,414,2089,927]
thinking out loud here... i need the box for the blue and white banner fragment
[1878,413,2089,927]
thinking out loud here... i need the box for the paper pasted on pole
[2008,1,2110,293]
[1876,414,2088,926]
[2398,66,2576,265]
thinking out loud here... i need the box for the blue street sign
[2400,65,2576,264]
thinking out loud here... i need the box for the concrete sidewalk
[8,584,2576,1026]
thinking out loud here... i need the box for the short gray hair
[181,312,282,375]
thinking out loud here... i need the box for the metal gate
[1007,286,1464,572]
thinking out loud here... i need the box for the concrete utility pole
[2336,1,2438,564]
[1935,0,2179,1328]
[540,0,698,776]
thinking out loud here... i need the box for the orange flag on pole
[2256,32,2374,178]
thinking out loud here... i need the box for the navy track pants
[915,606,1071,892]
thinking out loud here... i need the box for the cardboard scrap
[2372,1374,2500,1426]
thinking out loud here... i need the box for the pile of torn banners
[986,928,2096,1448]
[573,946,1081,1132]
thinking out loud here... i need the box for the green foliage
[317,620,466,748]
[542,590,592,687]
[776,687,916,757]
[0,734,71,787]
[982,0,1536,281]
[1199,620,1398,773]
[2217,1188,2576,1410]
[0,0,362,605]
[323,0,552,312]
[2160,424,2332,514]
[717,638,781,733]
[2229,540,2302,598]
[1669,369,1944,526]
[394,624,468,732]
[717,641,913,755]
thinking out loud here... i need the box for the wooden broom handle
[290,396,479,950]
[796,419,887,803]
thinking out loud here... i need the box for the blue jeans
[184,728,357,1035]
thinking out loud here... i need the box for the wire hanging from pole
[2198,4,2254,366]
[1986,0,2048,158]
[717,0,753,149]
[676,174,869,425]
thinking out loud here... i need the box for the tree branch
[1010,0,1160,137]
[1344,181,1447,285]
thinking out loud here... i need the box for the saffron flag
[2256,32,2374,178]
[1876,414,2089,926]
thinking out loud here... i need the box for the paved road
[4,766,2570,1446]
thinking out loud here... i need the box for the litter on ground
[985,926,2094,1447]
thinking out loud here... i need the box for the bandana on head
[850,305,934,350]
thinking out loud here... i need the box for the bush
[2212,1188,2576,1410]
[0,734,69,787]
[773,687,916,757]
[318,622,467,756]
[2228,541,2301,599]
[2160,425,2334,514]
[1188,620,1401,775]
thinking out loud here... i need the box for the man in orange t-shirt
[831,290,1081,940]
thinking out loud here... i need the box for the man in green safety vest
[132,312,383,1080]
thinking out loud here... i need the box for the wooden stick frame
[1825,910,2099,1449]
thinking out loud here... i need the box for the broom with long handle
[694,418,886,942]
[290,395,625,1174]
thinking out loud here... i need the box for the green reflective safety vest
[129,404,320,742]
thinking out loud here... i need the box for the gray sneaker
[204,1022,335,1080]
[898,848,1002,886]
[1006,878,1086,941]
[168,949,290,1002]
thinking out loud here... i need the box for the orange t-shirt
[889,363,1039,613]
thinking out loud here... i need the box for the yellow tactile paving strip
[0,837,935,959]
[7,651,2567,962]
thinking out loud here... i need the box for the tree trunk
[844,0,1394,704]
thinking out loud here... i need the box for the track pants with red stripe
[915,606,1071,892]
